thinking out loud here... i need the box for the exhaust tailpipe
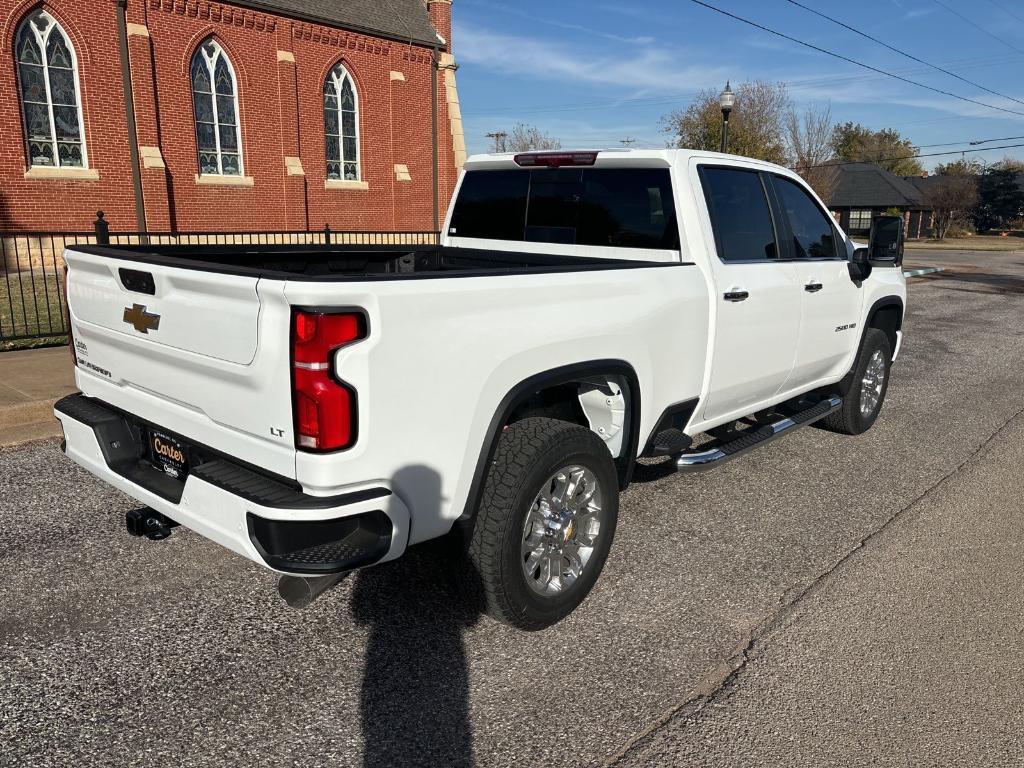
[277,572,350,609]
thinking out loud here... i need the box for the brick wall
[0,0,459,232]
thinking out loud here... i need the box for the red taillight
[291,310,365,452]
[514,151,598,167]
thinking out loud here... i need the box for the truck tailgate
[64,248,296,479]
[68,250,260,364]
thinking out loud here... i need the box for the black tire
[468,417,619,630]
[820,328,893,435]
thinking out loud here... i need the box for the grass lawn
[0,269,69,349]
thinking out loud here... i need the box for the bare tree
[786,103,839,202]
[924,175,978,239]
[661,80,791,164]
[505,123,561,153]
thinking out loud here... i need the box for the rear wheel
[821,328,893,435]
[468,417,619,630]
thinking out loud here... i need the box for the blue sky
[453,0,1024,169]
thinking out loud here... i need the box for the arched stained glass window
[324,64,359,181]
[15,11,86,168]
[191,40,242,176]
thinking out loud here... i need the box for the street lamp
[719,82,735,154]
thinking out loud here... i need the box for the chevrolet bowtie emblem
[123,303,161,334]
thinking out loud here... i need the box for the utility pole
[619,137,636,147]
[486,131,508,153]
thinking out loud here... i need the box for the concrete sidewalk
[0,346,76,447]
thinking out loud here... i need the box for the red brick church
[0,0,465,233]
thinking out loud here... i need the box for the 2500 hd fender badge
[123,304,160,334]
[835,322,857,333]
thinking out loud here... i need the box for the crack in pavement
[601,403,1024,767]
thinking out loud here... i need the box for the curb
[0,398,62,448]
[903,267,945,278]
[0,399,58,431]
[0,420,62,448]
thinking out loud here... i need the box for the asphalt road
[2,249,1022,767]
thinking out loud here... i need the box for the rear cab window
[448,168,680,251]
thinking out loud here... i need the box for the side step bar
[677,397,842,473]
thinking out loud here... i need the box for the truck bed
[73,243,681,281]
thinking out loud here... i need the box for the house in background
[824,162,931,239]
[0,0,465,234]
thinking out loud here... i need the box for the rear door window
[699,167,779,262]
[772,175,843,259]
[448,168,679,249]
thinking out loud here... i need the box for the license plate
[148,430,189,480]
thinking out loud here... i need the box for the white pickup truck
[56,149,906,629]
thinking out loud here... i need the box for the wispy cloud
[462,114,666,153]
[461,1,655,44]
[454,21,728,92]
[592,3,670,23]
[903,7,935,20]
[790,73,1024,123]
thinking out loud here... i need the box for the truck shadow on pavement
[349,465,481,768]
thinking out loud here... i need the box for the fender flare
[866,295,904,330]
[458,359,642,522]
[835,296,905,396]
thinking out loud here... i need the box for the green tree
[661,80,790,164]
[934,158,985,176]
[831,122,924,176]
[973,167,1024,231]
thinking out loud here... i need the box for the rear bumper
[54,393,410,574]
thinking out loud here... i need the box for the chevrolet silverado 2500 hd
[55,149,906,629]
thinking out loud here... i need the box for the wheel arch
[832,296,904,398]
[865,296,904,356]
[458,360,642,523]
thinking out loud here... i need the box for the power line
[917,133,1024,148]
[686,0,1024,121]
[982,0,1024,26]
[930,0,1024,55]
[806,140,1024,169]
[471,49,1024,117]
[784,0,1024,108]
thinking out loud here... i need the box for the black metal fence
[0,212,439,346]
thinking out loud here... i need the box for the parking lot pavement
[614,412,1024,768]
[2,251,1023,768]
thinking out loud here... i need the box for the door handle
[723,290,749,302]
[804,282,823,293]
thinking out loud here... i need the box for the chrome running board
[676,397,842,473]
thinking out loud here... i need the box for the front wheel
[821,328,893,435]
[468,417,619,630]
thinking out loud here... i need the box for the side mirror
[868,215,905,265]
[849,246,872,282]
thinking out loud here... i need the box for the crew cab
[55,149,906,629]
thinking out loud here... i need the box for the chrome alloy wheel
[860,349,887,417]
[520,465,603,596]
